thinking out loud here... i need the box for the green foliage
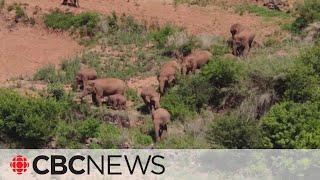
[201,57,243,88]
[261,101,320,148]
[125,88,141,105]
[284,63,320,103]
[99,13,147,46]
[33,65,59,83]
[207,115,263,148]
[173,0,210,6]
[77,118,100,140]
[97,123,121,148]
[44,10,100,36]
[291,0,320,34]
[149,25,176,49]
[0,89,68,148]
[156,135,209,148]
[54,121,79,148]
[7,3,26,19]
[129,128,153,148]
[47,83,65,101]
[160,75,210,120]
[235,4,291,18]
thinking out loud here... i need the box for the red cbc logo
[10,155,29,175]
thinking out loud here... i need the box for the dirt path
[0,21,81,82]
[6,0,278,39]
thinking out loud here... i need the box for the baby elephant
[230,23,255,57]
[233,31,255,57]
[82,78,126,106]
[158,60,180,94]
[107,94,127,110]
[181,50,212,75]
[76,68,97,91]
[152,108,170,142]
[141,87,161,112]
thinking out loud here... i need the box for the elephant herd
[74,23,255,142]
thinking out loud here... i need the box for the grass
[235,4,292,19]
[0,0,4,10]
[44,10,100,37]
[173,0,211,7]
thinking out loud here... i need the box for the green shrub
[284,64,320,102]
[207,115,263,148]
[261,101,320,148]
[235,4,290,18]
[149,25,176,49]
[77,118,100,140]
[201,57,243,89]
[160,75,211,120]
[173,0,210,6]
[129,128,153,148]
[33,65,59,83]
[97,123,121,148]
[60,58,81,84]
[0,89,67,148]
[156,135,209,148]
[54,121,78,148]
[47,83,65,101]
[44,10,100,36]
[291,0,320,34]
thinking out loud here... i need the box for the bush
[291,0,320,34]
[235,4,290,18]
[160,75,211,120]
[201,57,243,89]
[207,115,263,148]
[77,118,100,140]
[97,123,121,148]
[0,89,67,148]
[284,64,320,102]
[33,65,59,83]
[44,10,100,36]
[149,25,176,49]
[261,101,320,148]
[54,121,79,148]
[47,83,65,101]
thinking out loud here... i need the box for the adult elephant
[82,78,126,106]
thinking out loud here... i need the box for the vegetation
[4,2,320,149]
[173,0,211,7]
[44,10,100,36]
[291,0,320,34]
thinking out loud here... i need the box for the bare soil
[2,0,280,83]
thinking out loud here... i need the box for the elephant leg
[168,75,175,84]
[154,123,160,142]
[232,40,238,56]
[94,89,103,106]
[62,0,68,5]
[243,41,250,57]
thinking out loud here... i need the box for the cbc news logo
[10,155,30,175]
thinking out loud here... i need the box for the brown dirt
[2,0,280,83]
[0,19,81,83]
[7,0,278,38]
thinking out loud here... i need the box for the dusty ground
[1,0,280,83]
[6,0,278,38]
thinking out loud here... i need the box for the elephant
[107,94,127,110]
[230,23,246,39]
[141,87,161,112]
[232,30,255,57]
[62,0,79,7]
[181,50,212,75]
[152,108,170,142]
[158,60,180,94]
[75,68,97,91]
[82,78,126,106]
